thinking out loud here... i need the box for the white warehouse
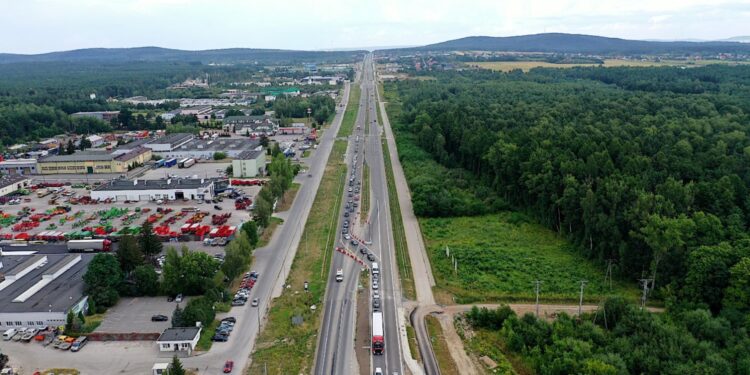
[91,178,218,202]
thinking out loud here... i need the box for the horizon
[1,0,749,54]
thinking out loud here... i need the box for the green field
[475,59,750,72]
[422,213,638,304]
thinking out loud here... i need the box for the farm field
[474,59,750,72]
[421,212,639,304]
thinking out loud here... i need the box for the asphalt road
[315,53,405,375]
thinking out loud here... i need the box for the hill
[0,46,364,64]
[393,33,750,55]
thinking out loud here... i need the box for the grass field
[276,182,300,212]
[422,213,639,304]
[475,59,750,72]
[248,96,351,374]
[382,137,416,300]
[425,316,460,375]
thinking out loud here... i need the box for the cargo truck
[67,239,112,252]
[372,312,384,355]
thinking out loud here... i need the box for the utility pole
[534,280,542,317]
[639,278,653,310]
[604,259,616,290]
[578,280,588,316]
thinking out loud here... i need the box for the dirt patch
[435,313,480,375]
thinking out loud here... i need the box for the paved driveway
[96,297,185,333]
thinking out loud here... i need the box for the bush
[214,151,227,160]
[180,296,216,327]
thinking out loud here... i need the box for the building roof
[40,151,115,163]
[0,175,32,190]
[113,147,150,162]
[93,178,214,192]
[0,253,93,313]
[173,138,260,153]
[236,149,265,160]
[157,327,201,342]
[148,133,195,148]
[115,138,152,150]
[0,159,37,166]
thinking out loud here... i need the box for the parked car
[214,205,223,210]
[224,360,234,373]
[367,253,375,261]
[175,294,183,303]
[222,317,236,323]
[151,314,169,322]
[212,333,229,342]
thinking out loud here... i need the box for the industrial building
[37,147,152,175]
[232,150,266,178]
[0,175,32,196]
[141,133,194,153]
[0,253,92,330]
[91,178,219,201]
[155,138,262,160]
[223,116,279,135]
[0,159,38,175]
[71,111,120,122]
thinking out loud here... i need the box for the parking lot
[139,161,231,180]
[95,296,187,333]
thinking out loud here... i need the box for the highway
[315,53,404,375]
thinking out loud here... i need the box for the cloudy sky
[1,0,749,53]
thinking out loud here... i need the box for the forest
[387,64,750,372]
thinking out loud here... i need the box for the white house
[86,135,104,148]
[156,327,201,354]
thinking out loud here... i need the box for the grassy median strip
[361,162,370,223]
[425,316,460,375]
[338,84,361,137]
[406,323,421,363]
[275,182,300,212]
[248,87,355,374]
[381,138,416,300]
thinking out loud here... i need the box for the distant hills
[390,33,750,55]
[0,47,364,64]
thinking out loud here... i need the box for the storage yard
[0,181,262,246]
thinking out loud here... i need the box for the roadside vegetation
[381,138,416,300]
[276,182,301,212]
[338,84,361,137]
[249,89,352,374]
[422,213,637,303]
[474,59,750,72]
[425,316,460,375]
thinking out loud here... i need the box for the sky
[1,0,749,54]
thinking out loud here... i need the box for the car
[222,317,236,323]
[175,294,183,303]
[360,247,367,254]
[212,334,229,342]
[342,228,349,234]
[367,253,375,261]
[167,295,174,302]
[344,234,352,240]
[351,240,359,247]
[373,290,380,299]
[344,212,350,217]
[214,205,223,210]
[251,298,259,307]
[372,280,379,290]
[374,368,383,375]
[231,299,246,306]
[373,298,381,309]
[151,314,169,322]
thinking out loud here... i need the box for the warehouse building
[0,175,32,197]
[143,133,195,153]
[37,147,152,175]
[91,178,218,201]
[0,159,38,175]
[232,150,266,178]
[0,253,92,330]
[156,138,262,160]
[223,115,279,135]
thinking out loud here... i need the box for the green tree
[77,310,86,327]
[132,265,160,296]
[79,137,92,151]
[253,192,273,228]
[213,151,227,160]
[181,296,216,327]
[83,253,123,311]
[242,221,259,247]
[139,221,163,260]
[116,235,144,273]
[723,257,750,312]
[168,355,186,375]
[66,139,76,154]
[172,304,185,328]
[162,247,220,295]
[221,241,249,281]
[66,310,75,332]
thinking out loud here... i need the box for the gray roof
[236,150,264,160]
[115,138,152,150]
[173,138,260,152]
[0,253,93,313]
[94,178,214,192]
[149,133,195,147]
[40,151,114,163]
[223,115,278,125]
[157,327,201,342]
[0,175,31,190]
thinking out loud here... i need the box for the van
[3,328,17,340]
[372,262,379,275]
[70,336,88,352]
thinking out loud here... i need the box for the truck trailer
[372,312,384,355]
[67,239,112,252]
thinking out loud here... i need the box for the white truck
[67,239,112,252]
[335,268,344,282]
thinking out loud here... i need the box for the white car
[372,280,379,290]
